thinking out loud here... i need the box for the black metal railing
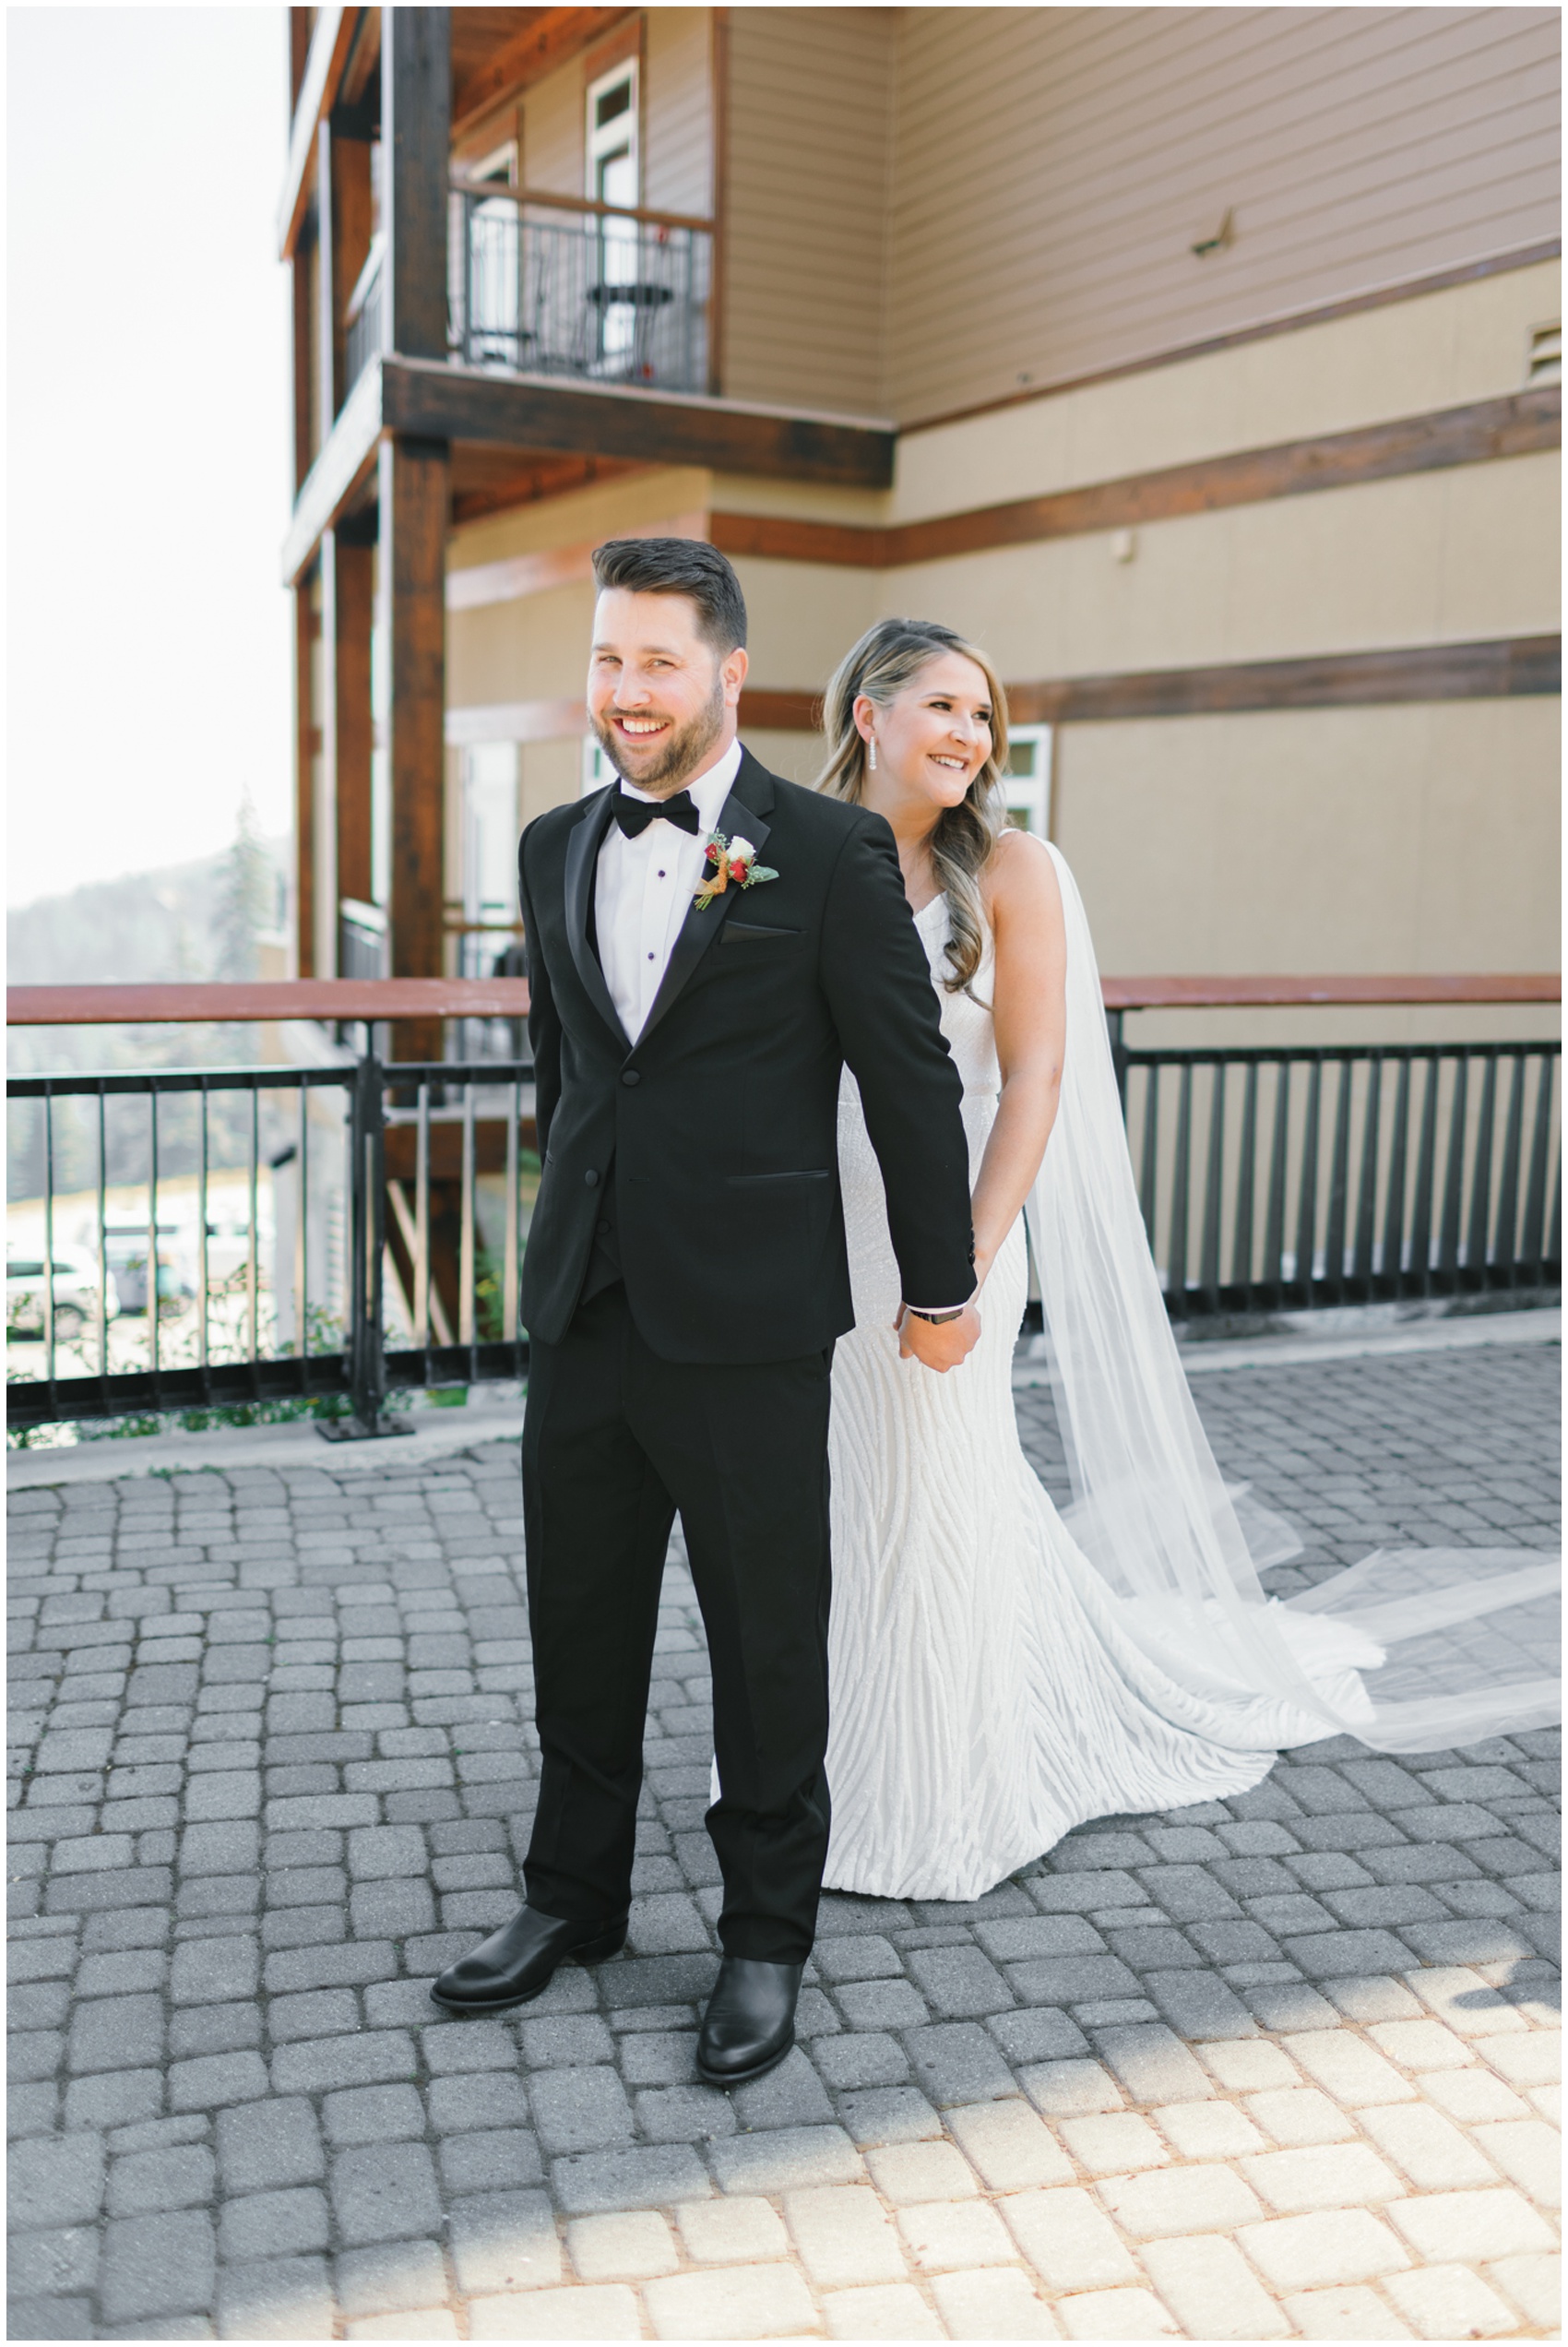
[8,987,1559,1434]
[339,899,390,983]
[6,1054,536,1435]
[1115,1037,1561,1318]
[343,240,384,398]
[447,185,711,393]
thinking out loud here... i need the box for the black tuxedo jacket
[517,746,974,1363]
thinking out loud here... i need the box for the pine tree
[213,790,271,983]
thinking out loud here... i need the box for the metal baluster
[148,1085,160,1400]
[197,1081,210,1400]
[1436,1054,1468,1285]
[1168,1062,1193,1310]
[1323,1056,1353,1306]
[1198,1062,1225,1312]
[1137,1065,1159,1247]
[415,1079,431,1364]
[459,1079,477,1367]
[96,1085,110,1408]
[247,1080,261,1390]
[504,1074,520,1357]
[367,1054,387,1421]
[1381,1054,1411,1295]
[1466,1051,1498,1288]
[43,1086,57,1409]
[1262,1059,1290,1305]
[1351,1053,1382,1295]
[1234,1059,1258,1308]
[1293,1058,1322,1304]
[1520,1051,1556,1281]
[1492,1052,1525,1289]
[295,1077,309,1386]
[1409,1052,1441,1293]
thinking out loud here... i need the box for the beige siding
[1056,697,1560,1024]
[722,7,895,414]
[645,9,714,218]
[522,52,583,197]
[884,6,1560,423]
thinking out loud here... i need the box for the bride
[819,616,1560,1903]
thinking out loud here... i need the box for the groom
[433,539,979,2083]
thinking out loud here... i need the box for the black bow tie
[613,788,702,839]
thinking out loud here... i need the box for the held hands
[895,1299,982,1372]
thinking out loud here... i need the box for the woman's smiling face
[857,650,994,813]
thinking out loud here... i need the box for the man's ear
[721,645,749,707]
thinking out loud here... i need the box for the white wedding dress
[822,855,1559,1902]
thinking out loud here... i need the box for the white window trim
[586,59,638,205]
[1003,723,1054,840]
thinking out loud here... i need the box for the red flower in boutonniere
[694,831,779,912]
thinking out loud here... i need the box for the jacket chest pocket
[719,922,802,947]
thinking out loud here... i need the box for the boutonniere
[694,831,778,912]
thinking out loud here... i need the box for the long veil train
[1025,843,1561,1758]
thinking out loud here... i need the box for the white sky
[7,6,293,908]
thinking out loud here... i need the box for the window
[1002,726,1053,838]
[462,744,521,923]
[1527,322,1562,383]
[586,61,640,369]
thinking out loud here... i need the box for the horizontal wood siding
[521,48,584,197]
[645,8,713,219]
[722,7,894,413]
[885,6,1561,423]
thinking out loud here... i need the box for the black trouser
[520,1281,834,1963]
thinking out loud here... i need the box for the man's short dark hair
[591,537,747,653]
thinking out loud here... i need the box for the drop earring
[868,738,878,770]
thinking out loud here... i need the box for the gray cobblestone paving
[7,1344,1560,2341]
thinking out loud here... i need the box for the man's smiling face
[588,587,748,796]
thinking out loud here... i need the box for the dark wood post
[382,7,451,363]
[292,579,318,979]
[328,528,376,921]
[377,8,451,1059]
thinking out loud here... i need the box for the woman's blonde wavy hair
[817,618,1010,993]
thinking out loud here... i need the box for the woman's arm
[970,828,1067,1286]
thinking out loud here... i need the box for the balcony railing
[447,184,711,394]
[338,187,714,409]
[6,977,1559,1435]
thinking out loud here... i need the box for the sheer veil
[1024,842,1561,1757]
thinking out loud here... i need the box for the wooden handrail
[6,975,1559,1027]
[1101,974,1562,1010]
[450,177,716,237]
[6,982,531,1026]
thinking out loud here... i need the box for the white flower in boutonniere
[694,831,780,912]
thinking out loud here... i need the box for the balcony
[343,185,713,405]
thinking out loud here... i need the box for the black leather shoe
[430,1905,627,2014]
[695,1957,803,2086]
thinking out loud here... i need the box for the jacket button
[584,1170,600,1188]
[622,1069,641,1087]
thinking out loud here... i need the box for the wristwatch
[906,1306,966,1325]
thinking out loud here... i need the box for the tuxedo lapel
[638,753,776,1046]
[564,787,633,1053]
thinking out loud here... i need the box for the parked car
[6,1249,121,1341]
[103,1229,193,1318]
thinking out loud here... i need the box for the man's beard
[594,676,726,794]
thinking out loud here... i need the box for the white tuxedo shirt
[594,740,743,1046]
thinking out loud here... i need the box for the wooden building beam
[292,582,319,978]
[380,436,450,1056]
[381,356,897,485]
[279,6,358,260]
[383,7,451,363]
[329,530,376,917]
